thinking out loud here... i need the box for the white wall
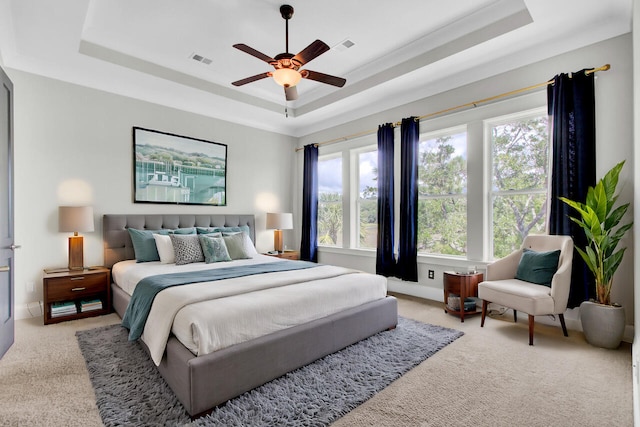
[632,0,640,423]
[296,34,635,330]
[7,70,297,319]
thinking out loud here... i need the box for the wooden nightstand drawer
[43,268,111,325]
[45,272,108,301]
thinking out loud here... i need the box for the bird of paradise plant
[559,161,633,305]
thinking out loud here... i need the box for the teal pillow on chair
[515,248,561,287]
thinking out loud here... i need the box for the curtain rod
[295,64,610,152]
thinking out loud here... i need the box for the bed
[103,214,398,417]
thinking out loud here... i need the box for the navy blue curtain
[547,70,596,307]
[396,117,419,281]
[300,144,318,262]
[376,123,396,277]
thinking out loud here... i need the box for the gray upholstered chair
[478,235,573,345]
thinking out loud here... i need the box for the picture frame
[133,127,227,206]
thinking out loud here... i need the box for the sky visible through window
[318,156,342,194]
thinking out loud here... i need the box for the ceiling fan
[231,4,346,101]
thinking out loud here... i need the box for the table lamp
[59,206,94,270]
[266,212,293,253]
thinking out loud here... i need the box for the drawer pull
[70,277,85,281]
[0,266,9,272]
[71,287,86,292]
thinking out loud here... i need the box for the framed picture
[133,127,227,206]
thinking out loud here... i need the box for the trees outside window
[318,155,343,246]
[417,131,467,255]
[356,149,378,249]
[489,112,549,259]
[313,104,548,262]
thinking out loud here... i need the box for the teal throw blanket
[122,260,317,341]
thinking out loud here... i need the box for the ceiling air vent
[333,39,355,52]
[190,53,213,65]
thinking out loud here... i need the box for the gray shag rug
[76,317,463,426]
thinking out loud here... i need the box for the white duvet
[112,255,387,365]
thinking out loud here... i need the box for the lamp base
[68,235,84,270]
[273,229,283,253]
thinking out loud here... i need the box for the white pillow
[222,232,258,259]
[153,234,175,264]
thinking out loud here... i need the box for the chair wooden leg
[513,309,517,323]
[481,300,488,327]
[528,315,535,345]
[559,313,568,337]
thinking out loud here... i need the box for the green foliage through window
[491,115,549,258]
[417,132,467,255]
[318,156,343,246]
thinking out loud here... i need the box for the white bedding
[112,256,388,365]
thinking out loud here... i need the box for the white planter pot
[579,301,625,349]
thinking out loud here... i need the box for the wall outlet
[428,270,435,279]
[26,281,34,293]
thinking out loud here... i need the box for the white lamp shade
[266,212,293,230]
[59,206,95,233]
[272,68,302,87]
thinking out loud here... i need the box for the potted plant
[559,161,633,349]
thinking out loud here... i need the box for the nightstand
[264,250,300,260]
[43,267,111,325]
[443,271,483,322]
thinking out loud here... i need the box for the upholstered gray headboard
[103,214,255,268]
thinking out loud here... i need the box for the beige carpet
[0,294,632,426]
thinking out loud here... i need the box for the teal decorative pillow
[169,234,204,265]
[128,228,162,262]
[220,225,251,235]
[197,227,221,235]
[169,227,196,235]
[199,235,232,263]
[515,248,561,287]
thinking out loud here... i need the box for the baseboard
[16,301,43,320]
[387,279,444,302]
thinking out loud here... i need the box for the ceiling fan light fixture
[272,68,302,87]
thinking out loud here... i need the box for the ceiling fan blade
[292,40,330,66]
[233,44,276,63]
[301,70,346,87]
[285,86,298,101]
[232,72,271,86]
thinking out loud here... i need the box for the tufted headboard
[103,214,255,268]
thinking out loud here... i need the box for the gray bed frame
[103,214,398,417]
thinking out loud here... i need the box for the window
[489,111,549,259]
[417,129,467,255]
[355,148,377,249]
[317,155,343,246]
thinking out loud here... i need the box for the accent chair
[478,234,574,345]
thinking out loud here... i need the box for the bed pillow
[220,225,251,235]
[223,232,256,259]
[169,227,196,235]
[196,227,221,235]
[515,248,561,287]
[169,234,204,265]
[128,228,163,262]
[153,234,175,264]
[196,228,223,237]
[199,235,232,263]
